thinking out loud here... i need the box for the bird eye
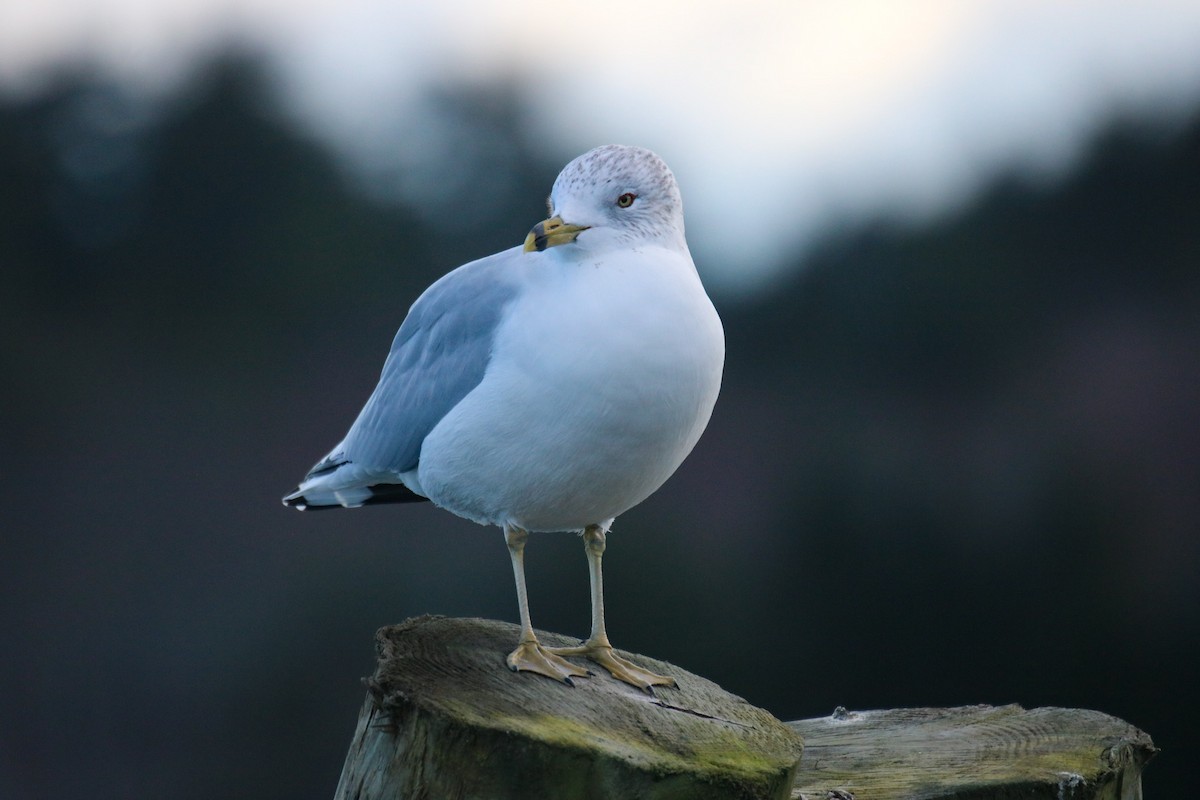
[616,193,637,208]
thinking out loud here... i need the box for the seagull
[283,145,724,690]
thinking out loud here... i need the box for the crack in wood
[650,698,754,728]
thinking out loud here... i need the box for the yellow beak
[523,216,590,252]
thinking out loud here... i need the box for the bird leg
[503,524,589,684]
[548,525,677,692]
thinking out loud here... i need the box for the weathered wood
[334,617,1156,799]
[788,704,1156,800]
[335,615,805,799]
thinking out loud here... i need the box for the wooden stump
[334,615,805,800]
[789,704,1156,800]
[333,617,1156,799]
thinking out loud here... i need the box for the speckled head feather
[548,145,686,249]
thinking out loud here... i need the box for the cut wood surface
[789,704,1156,800]
[335,615,805,800]
[333,616,1155,800]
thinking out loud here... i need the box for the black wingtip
[280,482,430,511]
[282,490,310,511]
[361,483,430,505]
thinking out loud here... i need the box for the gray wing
[340,249,522,471]
[286,248,523,505]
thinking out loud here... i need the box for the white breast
[414,245,724,531]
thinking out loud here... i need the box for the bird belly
[416,261,723,531]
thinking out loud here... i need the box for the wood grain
[332,617,1156,799]
[335,615,805,799]
[789,704,1156,800]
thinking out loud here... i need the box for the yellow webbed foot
[507,639,591,685]
[550,643,676,693]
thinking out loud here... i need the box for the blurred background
[2,1,1198,797]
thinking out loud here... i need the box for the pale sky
[4,0,1200,293]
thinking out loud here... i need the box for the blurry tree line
[1,52,1197,798]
